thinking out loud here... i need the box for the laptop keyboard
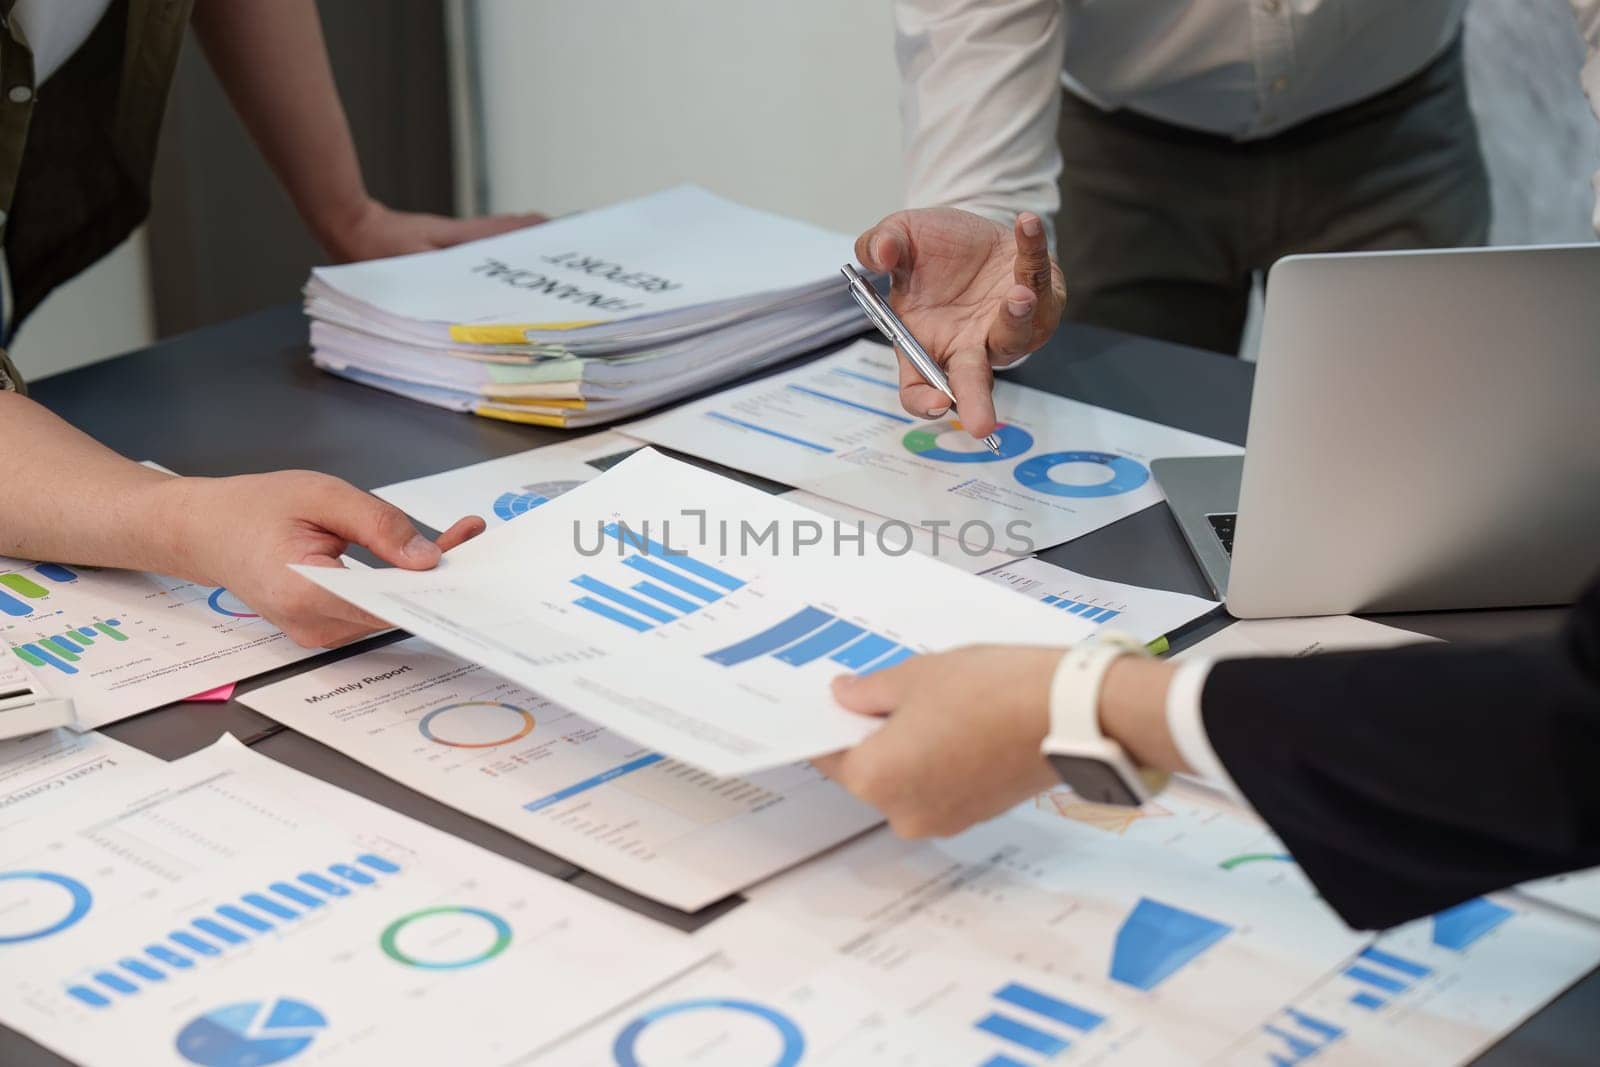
[1208,513,1237,557]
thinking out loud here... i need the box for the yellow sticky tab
[474,406,569,428]
[485,396,587,409]
[449,324,539,344]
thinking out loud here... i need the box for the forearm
[895,0,1066,238]
[0,394,192,575]
[1201,610,1600,929]
[191,0,369,256]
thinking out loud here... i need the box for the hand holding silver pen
[841,264,1004,454]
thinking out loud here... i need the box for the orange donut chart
[417,702,535,748]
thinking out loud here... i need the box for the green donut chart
[902,421,1033,463]
[1013,451,1149,498]
[379,906,512,970]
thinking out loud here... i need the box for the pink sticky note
[185,683,237,703]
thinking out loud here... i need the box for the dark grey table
[6,305,1586,1065]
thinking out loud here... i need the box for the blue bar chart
[570,523,746,632]
[702,605,916,675]
[974,981,1106,1063]
[1040,595,1122,624]
[1258,1007,1345,1065]
[1338,941,1435,1012]
[1109,898,1232,991]
[1431,898,1514,951]
[62,853,400,1010]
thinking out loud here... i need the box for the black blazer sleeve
[1201,574,1600,931]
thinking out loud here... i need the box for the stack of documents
[305,186,868,427]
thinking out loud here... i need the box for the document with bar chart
[1222,895,1600,1066]
[0,555,319,728]
[554,812,1370,1065]
[982,556,1219,643]
[298,449,1097,776]
[0,735,701,1067]
[238,637,878,910]
[620,340,1243,554]
[374,430,639,531]
[1010,777,1600,1067]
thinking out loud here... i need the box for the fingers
[1012,213,1052,298]
[897,349,953,419]
[946,348,997,437]
[435,515,488,553]
[831,656,923,715]
[433,211,548,248]
[293,553,396,637]
[854,214,911,286]
[310,482,442,571]
[986,283,1039,364]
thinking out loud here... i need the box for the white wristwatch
[1040,633,1169,807]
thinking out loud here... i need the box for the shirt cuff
[1164,657,1246,802]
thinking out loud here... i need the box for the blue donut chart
[613,998,805,1067]
[207,588,259,619]
[1013,451,1149,498]
[0,871,94,944]
[902,421,1034,463]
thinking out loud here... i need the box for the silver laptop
[1153,244,1600,619]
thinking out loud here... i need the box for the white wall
[9,230,155,380]
[472,0,903,236]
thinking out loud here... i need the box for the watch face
[1047,754,1143,807]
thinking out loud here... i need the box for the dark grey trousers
[1055,37,1491,355]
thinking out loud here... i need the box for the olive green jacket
[0,0,192,394]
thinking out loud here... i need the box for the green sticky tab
[1146,635,1170,656]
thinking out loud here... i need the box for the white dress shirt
[897,0,1600,235]
[13,0,114,85]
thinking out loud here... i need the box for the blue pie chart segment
[902,421,1033,463]
[614,998,804,1067]
[175,998,327,1067]
[1013,451,1150,498]
[0,871,93,944]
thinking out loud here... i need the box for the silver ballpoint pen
[841,263,1003,454]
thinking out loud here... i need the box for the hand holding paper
[296,449,1096,776]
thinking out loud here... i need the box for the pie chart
[175,998,327,1067]
[1013,451,1149,498]
[492,479,586,521]
[902,420,1033,462]
[207,588,260,619]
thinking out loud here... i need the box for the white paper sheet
[374,431,639,531]
[237,638,878,911]
[0,735,702,1066]
[0,728,158,830]
[778,488,1023,574]
[1517,869,1600,923]
[983,556,1219,643]
[0,556,320,729]
[581,810,1372,1066]
[295,449,1098,777]
[620,340,1242,554]
[309,184,852,330]
[1219,897,1600,1066]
